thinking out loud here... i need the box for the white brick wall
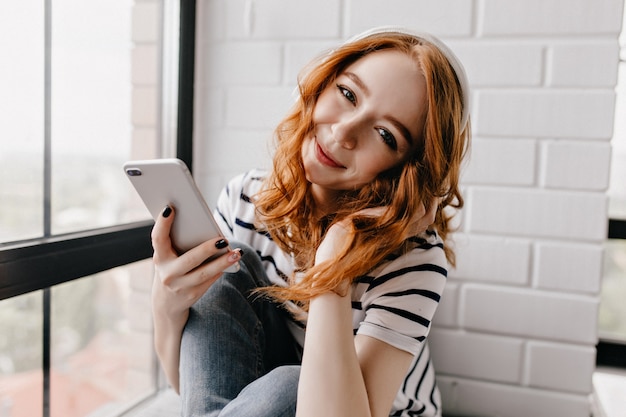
[192,0,624,415]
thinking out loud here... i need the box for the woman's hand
[151,205,242,318]
[150,205,241,392]
[315,200,437,266]
[314,220,351,266]
[402,197,438,239]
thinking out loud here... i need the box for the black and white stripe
[214,170,447,416]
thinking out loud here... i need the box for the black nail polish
[162,206,172,218]
[215,238,228,249]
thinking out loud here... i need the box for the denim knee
[219,365,301,417]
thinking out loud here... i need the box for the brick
[475,90,616,139]
[131,87,157,127]
[467,187,607,241]
[540,140,612,190]
[196,88,226,129]
[225,86,294,129]
[451,42,544,87]
[284,41,338,86]
[429,329,523,383]
[202,42,282,86]
[197,128,273,174]
[534,241,603,294]
[450,234,531,285]
[432,282,459,327]
[132,45,158,86]
[462,138,536,186]
[461,285,599,344]
[347,0,473,37]
[548,41,620,87]
[525,341,595,394]
[481,0,624,35]
[132,2,159,43]
[197,0,228,41]
[614,63,626,138]
[196,173,236,209]
[439,376,592,417]
[225,0,341,39]
[130,128,158,159]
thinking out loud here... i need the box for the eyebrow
[344,71,415,146]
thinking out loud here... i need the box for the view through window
[599,9,626,344]
[0,1,167,416]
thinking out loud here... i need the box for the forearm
[152,284,189,394]
[296,291,371,417]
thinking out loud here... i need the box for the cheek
[313,89,340,121]
[301,137,313,160]
[354,159,387,185]
[361,151,397,174]
[360,158,405,184]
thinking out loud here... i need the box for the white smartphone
[123,158,239,272]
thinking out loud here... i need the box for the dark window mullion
[608,219,626,239]
[43,0,52,414]
[43,289,51,417]
[0,221,154,300]
[176,0,196,171]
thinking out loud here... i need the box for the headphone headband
[344,26,470,130]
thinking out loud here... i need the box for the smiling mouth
[315,141,345,168]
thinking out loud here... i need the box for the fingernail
[228,248,243,262]
[215,238,228,249]
[162,205,172,218]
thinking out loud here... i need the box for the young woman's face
[301,49,427,204]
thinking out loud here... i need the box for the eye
[377,128,398,150]
[337,84,356,104]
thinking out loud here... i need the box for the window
[597,9,626,367]
[0,1,196,416]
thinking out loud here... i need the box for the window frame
[596,218,626,368]
[0,0,197,301]
[0,1,197,415]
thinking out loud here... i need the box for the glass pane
[50,260,155,417]
[50,0,161,235]
[598,240,626,342]
[609,60,626,220]
[0,291,44,417]
[608,12,626,220]
[0,1,45,243]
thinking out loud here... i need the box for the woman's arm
[296,290,413,417]
[151,206,242,392]
[152,289,188,393]
[296,222,413,417]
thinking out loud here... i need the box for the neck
[310,184,343,217]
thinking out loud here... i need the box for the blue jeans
[179,243,302,417]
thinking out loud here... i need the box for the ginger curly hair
[254,32,470,306]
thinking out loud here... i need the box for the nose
[331,115,363,150]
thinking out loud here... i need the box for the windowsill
[116,368,626,417]
[592,366,626,417]
[120,389,180,417]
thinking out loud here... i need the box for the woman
[151,26,470,417]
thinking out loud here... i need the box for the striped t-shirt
[214,170,447,417]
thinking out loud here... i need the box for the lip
[315,141,345,168]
